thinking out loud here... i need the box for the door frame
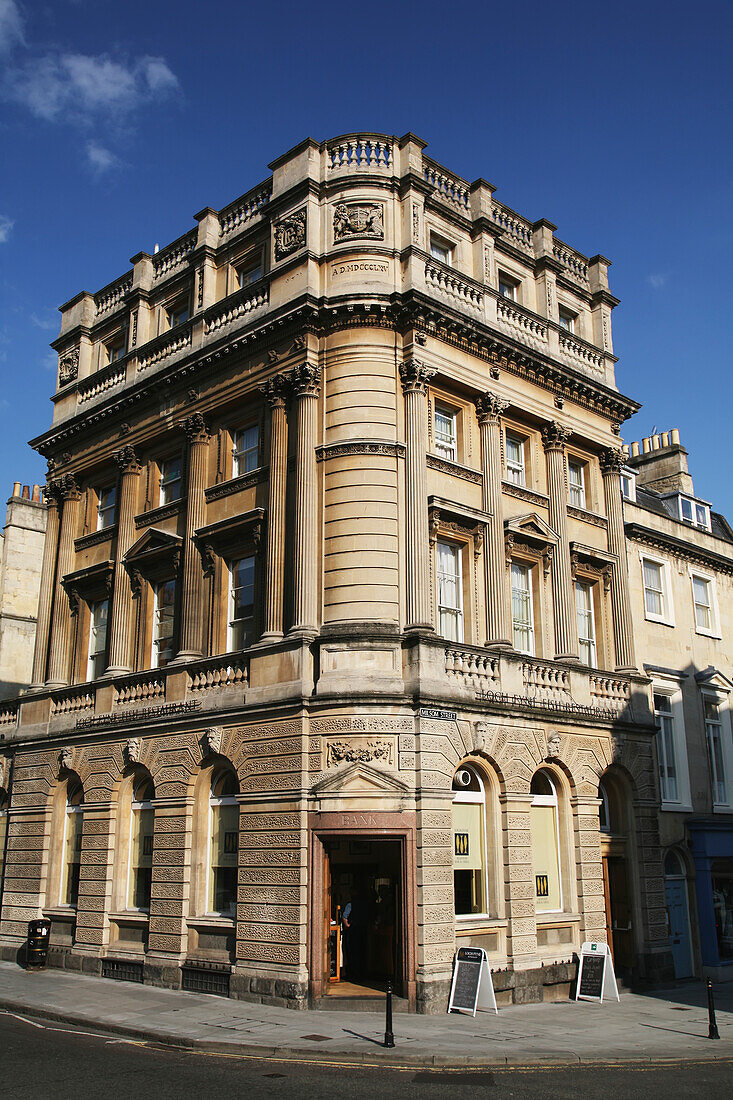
[308,810,417,1008]
[665,870,695,979]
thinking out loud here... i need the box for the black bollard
[707,977,720,1040]
[384,979,395,1048]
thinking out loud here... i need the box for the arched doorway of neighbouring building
[664,849,694,979]
[598,769,635,977]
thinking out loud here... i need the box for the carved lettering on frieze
[333,201,384,241]
[274,208,307,261]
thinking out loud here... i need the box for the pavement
[1,960,732,1068]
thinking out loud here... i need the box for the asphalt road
[2,1010,733,1099]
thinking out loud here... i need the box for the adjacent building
[0,482,46,699]
[0,133,673,1010]
[623,432,733,981]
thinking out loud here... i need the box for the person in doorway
[342,883,370,981]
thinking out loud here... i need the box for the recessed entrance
[323,837,402,997]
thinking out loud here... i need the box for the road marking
[1,1011,45,1029]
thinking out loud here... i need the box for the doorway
[602,855,634,973]
[323,837,402,997]
[664,850,694,978]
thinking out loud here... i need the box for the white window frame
[678,495,711,531]
[558,307,577,333]
[690,568,720,638]
[567,458,586,509]
[452,766,490,921]
[620,467,636,502]
[152,579,176,668]
[650,674,692,811]
[531,772,563,914]
[437,540,463,642]
[640,552,675,626]
[511,562,535,655]
[86,598,109,681]
[575,580,596,667]
[207,779,238,918]
[228,555,255,652]
[703,690,733,810]
[96,485,116,531]
[232,425,259,477]
[127,779,154,912]
[434,404,458,462]
[159,456,182,506]
[498,271,519,301]
[429,233,453,266]
[505,432,526,486]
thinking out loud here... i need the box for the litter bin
[27,919,51,969]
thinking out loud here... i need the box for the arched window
[129,775,155,911]
[530,770,562,913]
[208,769,239,916]
[598,780,611,834]
[664,849,685,878]
[452,764,488,917]
[61,779,84,907]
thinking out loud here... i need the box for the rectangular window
[228,556,255,650]
[166,300,189,329]
[232,425,259,477]
[434,405,457,462]
[87,599,109,681]
[679,496,711,530]
[575,581,596,666]
[210,800,238,915]
[620,471,636,501]
[159,456,182,505]
[654,694,679,802]
[129,803,154,911]
[437,541,463,641]
[430,234,452,265]
[558,307,576,333]
[643,558,667,620]
[511,563,534,654]
[505,433,526,486]
[706,698,727,805]
[693,575,713,633]
[237,257,263,288]
[498,272,518,301]
[153,579,176,668]
[568,460,586,508]
[105,336,126,363]
[96,486,116,530]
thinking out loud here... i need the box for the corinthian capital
[114,445,142,475]
[180,413,210,445]
[541,421,570,452]
[399,359,435,395]
[599,447,625,476]
[291,361,321,397]
[474,391,509,424]
[56,473,81,501]
[260,372,291,408]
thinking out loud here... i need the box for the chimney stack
[622,428,694,495]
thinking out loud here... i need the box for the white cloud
[0,0,24,57]
[6,52,180,123]
[87,141,119,175]
[30,311,57,330]
[647,273,667,290]
[0,214,14,242]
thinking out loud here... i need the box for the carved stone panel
[325,737,395,768]
[274,209,307,260]
[333,202,384,242]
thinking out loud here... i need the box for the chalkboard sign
[575,941,619,1004]
[448,946,498,1016]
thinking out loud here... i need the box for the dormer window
[430,234,453,266]
[679,495,710,531]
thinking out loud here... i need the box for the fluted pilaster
[260,374,290,640]
[175,415,210,660]
[104,446,142,676]
[400,359,434,631]
[46,475,81,687]
[475,392,512,647]
[600,447,637,671]
[31,485,62,686]
[542,422,579,661]
[290,363,320,634]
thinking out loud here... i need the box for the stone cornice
[204,467,267,501]
[316,441,406,462]
[425,453,482,484]
[625,521,733,577]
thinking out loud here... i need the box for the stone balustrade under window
[137,321,193,371]
[77,361,127,404]
[444,645,500,692]
[522,657,572,701]
[203,282,269,336]
[424,258,484,312]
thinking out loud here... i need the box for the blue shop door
[665,878,693,979]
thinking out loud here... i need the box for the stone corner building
[0,133,673,1011]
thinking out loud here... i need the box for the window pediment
[124,527,182,580]
[695,667,733,693]
[504,512,558,549]
[194,508,265,565]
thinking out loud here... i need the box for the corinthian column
[399,359,434,631]
[259,374,290,641]
[175,414,210,661]
[290,363,320,635]
[46,475,82,687]
[600,447,637,671]
[31,482,62,687]
[542,422,579,661]
[104,446,142,676]
[475,392,512,647]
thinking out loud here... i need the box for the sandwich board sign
[448,946,498,1016]
[575,941,619,1003]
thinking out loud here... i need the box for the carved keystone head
[472,721,488,753]
[58,748,73,775]
[546,731,562,760]
[201,726,223,758]
[124,738,142,766]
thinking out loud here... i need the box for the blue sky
[1,0,731,514]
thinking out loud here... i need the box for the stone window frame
[569,546,614,671]
[194,508,265,657]
[45,771,85,913]
[497,267,522,304]
[557,304,578,334]
[61,560,113,684]
[429,507,482,647]
[688,565,721,640]
[700,685,733,811]
[428,229,455,267]
[510,558,536,657]
[504,527,556,661]
[529,765,576,920]
[428,386,469,468]
[503,423,531,488]
[451,760,503,923]
[162,293,191,334]
[189,759,240,924]
[229,244,265,294]
[650,671,692,812]
[566,451,589,510]
[639,549,675,628]
[110,767,156,918]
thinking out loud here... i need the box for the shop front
[688,819,733,980]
